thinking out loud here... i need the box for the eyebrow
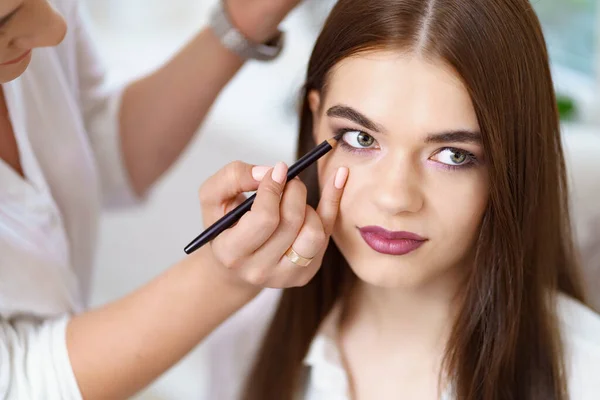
[326,104,481,144]
[326,105,385,133]
[0,5,22,28]
[425,130,481,144]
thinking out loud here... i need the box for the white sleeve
[0,316,82,400]
[71,2,145,209]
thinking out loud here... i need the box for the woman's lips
[1,50,31,66]
[358,226,427,256]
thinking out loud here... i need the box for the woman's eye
[430,148,473,166]
[342,130,377,149]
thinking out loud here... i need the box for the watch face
[223,30,244,50]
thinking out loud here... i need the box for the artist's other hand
[198,161,348,292]
[225,0,302,43]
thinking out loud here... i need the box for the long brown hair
[244,0,586,399]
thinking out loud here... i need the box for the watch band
[209,1,285,62]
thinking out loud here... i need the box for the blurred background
[79,0,600,398]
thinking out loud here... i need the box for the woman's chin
[0,57,31,84]
[349,262,436,290]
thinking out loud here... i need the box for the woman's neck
[335,269,466,399]
[341,268,465,358]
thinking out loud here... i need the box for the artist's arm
[64,162,348,400]
[118,0,301,195]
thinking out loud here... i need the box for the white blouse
[207,292,600,399]
[301,294,600,400]
[0,0,138,398]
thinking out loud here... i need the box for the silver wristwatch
[209,1,285,62]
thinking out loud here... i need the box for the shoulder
[557,293,600,399]
[558,293,600,350]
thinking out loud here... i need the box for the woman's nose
[371,158,424,216]
[10,1,67,50]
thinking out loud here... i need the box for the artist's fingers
[223,194,248,215]
[316,167,349,236]
[199,161,262,213]
[248,206,330,288]
[278,205,327,269]
[250,177,308,265]
[237,213,326,288]
[250,165,271,181]
[211,162,287,267]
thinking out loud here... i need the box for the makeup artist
[0,0,350,399]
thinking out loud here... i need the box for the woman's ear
[308,90,322,143]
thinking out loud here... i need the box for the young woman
[213,0,600,398]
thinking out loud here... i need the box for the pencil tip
[327,132,344,146]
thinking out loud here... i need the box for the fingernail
[252,165,271,181]
[272,162,288,184]
[334,167,349,189]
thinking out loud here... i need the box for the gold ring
[284,247,314,267]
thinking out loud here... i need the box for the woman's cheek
[316,149,353,187]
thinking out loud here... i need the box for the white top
[301,294,600,400]
[207,292,600,399]
[0,0,138,398]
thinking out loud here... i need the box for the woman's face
[0,0,66,84]
[310,51,489,290]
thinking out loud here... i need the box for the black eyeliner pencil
[184,133,343,255]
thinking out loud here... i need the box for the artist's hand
[225,0,302,43]
[198,160,348,291]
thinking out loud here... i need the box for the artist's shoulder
[557,293,600,399]
[558,293,600,344]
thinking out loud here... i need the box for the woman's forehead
[322,51,479,135]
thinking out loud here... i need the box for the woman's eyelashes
[335,128,480,169]
[337,129,379,153]
[429,147,479,170]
